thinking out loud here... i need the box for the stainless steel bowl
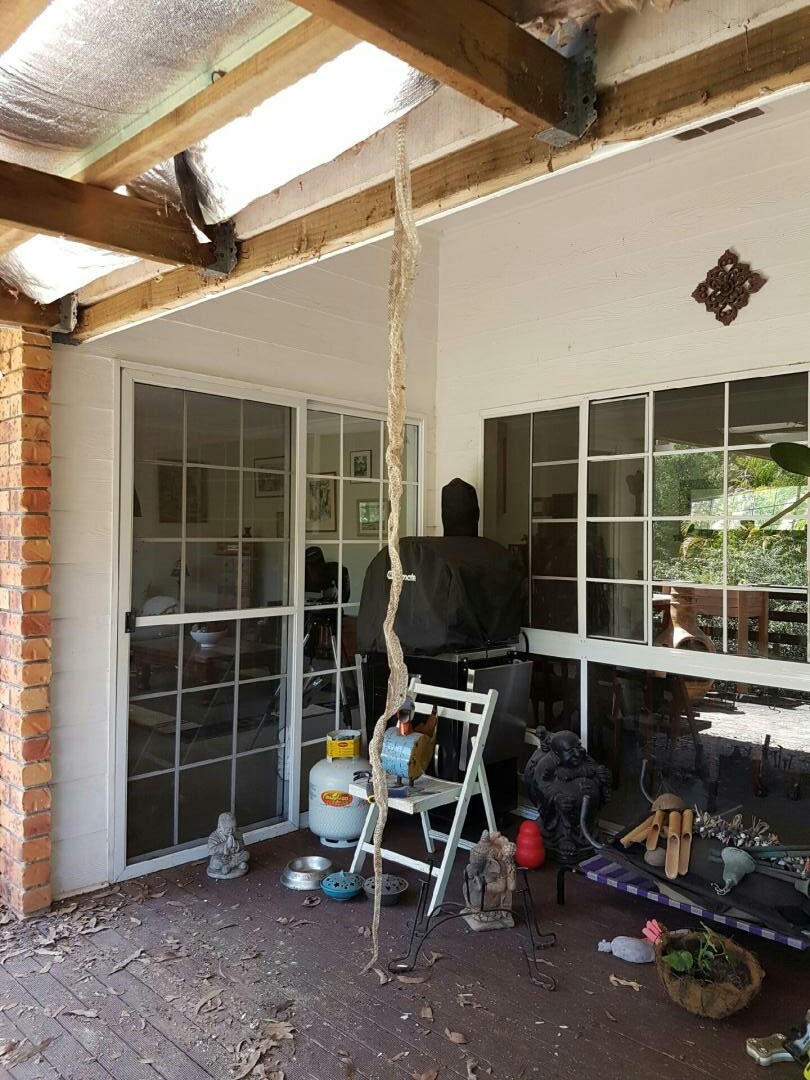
[281,855,333,891]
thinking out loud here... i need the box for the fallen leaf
[420,1005,434,1021]
[232,1048,262,1079]
[2,1036,60,1066]
[391,1050,409,1061]
[444,1028,467,1045]
[301,896,321,907]
[63,1009,98,1019]
[397,972,431,984]
[605,1009,618,1023]
[465,1060,479,1079]
[263,1021,294,1041]
[424,951,444,967]
[373,967,391,985]
[194,987,224,1016]
[109,949,146,975]
[609,973,641,992]
[357,926,371,938]
[411,1069,439,1080]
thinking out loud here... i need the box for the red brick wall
[0,326,52,916]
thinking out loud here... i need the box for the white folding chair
[349,678,499,914]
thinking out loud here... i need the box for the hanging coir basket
[655,928,764,1019]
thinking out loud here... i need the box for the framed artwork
[254,457,285,498]
[159,464,207,524]
[306,474,337,532]
[356,499,381,537]
[349,449,372,478]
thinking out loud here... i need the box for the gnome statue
[462,830,517,932]
[207,812,250,880]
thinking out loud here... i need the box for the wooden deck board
[1,820,809,1078]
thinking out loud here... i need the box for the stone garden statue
[207,812,250,880]
[524,730,611,860]
[462,830,517,932]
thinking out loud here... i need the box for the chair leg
[428,789,475,915]
[477,764,497,833]
[557,866,568,906]
[420,811,435,854]
[350,803,378,875]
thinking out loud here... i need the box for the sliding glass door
[121,378,296,865]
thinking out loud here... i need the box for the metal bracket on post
[203,219,238,278]
[51,291,79,345]
[535,19,597,148]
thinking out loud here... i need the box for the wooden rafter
[0,16,357,259]
[295,0,570,132]
[0,159,212,267]
[0,287,59,331]
[0,0,50,55]
[72,5,810,343]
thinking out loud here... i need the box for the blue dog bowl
[321,870,364,901]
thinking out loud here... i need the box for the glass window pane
[587,582,645,641]
[726,589,807,663]
[587,522,644,580]
[531,579,577,633]
[654,383,724,450]
[242,470,290,539]
[179,685,234,765]
[178,761,231,845]
[182,622,235,689]
[339,604,360,669]
[483,415,530,580]
[184,542,238,612]
[305,475,339,536]
[237,678,286,752]
[343,480,381,540]
[304,609,339,672]
[128,695,176,777]
[727,452,807,587]
[134,384,183,463]
[304,543,342,606]
[532,522,576,577]
[588,398,645,456]
[728,372,808,446]
[130,626,178,696]
[127,773,174,859]
[186,392,240,467]
[132,542,181,616]
[532,463,577,518]
[243,401,291,470]
[185,468,239,539]
[528,655,581,737]
[302,672,337,740]
[337,665,363,729]
[240,617,287,681]
[653,452,723,517]
[532,407,579,463]
[344,416,381,479]
[299,740,326,813]
[242,541,290,608]
[652,585,722,652]
[587,460,646,517]
[341,543,380,606]
[307,410,341,475]
[652,520,722,584]
[133,463,182,539]
[236,748,286,827]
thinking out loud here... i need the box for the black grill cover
[357,537,523,655]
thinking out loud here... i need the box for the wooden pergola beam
[0,0,51,55]
[73,5,810,343]
[0,287,59,331]
[0,16,357,259]
[0,159,213,267]
[295,0,571,132]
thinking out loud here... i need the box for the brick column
[0,326,52,917]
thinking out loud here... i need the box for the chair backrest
[408,678,498,772]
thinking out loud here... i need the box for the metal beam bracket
[51,292,79,344]
[203,220,239,278]
[535,20,596,148]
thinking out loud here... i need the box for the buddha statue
[207,812,250,880]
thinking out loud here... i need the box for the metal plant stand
[388,867,558,990]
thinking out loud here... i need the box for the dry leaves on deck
[411,1069,439,1080]
[420,1004,434,1021]
[372,967,391,985]
[444,1028,467,1044]
[397,972,431,984]
[301,896,321,907]
[609,973,641,991]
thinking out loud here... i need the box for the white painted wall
[434,90,810,504]
[49,235,438,896]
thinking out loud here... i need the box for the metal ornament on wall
[692,249,766,325]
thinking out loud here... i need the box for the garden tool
[746,1010,810,1067]
[714,846,757,896]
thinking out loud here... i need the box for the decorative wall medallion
[692,249,766,325]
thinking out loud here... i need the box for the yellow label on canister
[321,790,353,807]
[326,731,359,759]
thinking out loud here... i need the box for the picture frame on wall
[349,449,372,478]
[306,473,337,532]
[356,499,381,537]
[253,457,285,498]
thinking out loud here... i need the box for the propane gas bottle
[308,731,369,848]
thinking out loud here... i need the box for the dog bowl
[363,874,409,906]
[321,870,364,901]
[280,855,333,891]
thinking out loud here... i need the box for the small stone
[644,847,666,868]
